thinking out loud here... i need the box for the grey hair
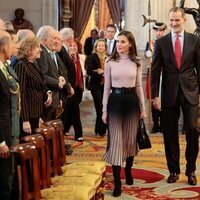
[60,27,74,40]
[17,29,35,41]
[4,21,14,31]
[36,25,55,40]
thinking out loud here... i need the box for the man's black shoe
[167,173,179,183]
[186,172,197,185]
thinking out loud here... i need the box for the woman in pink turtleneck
[102,30,147,197]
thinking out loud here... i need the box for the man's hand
[0,144,10,159]
[153,97,161,111]
[44,92,52,107]
[58,76,66,89]
[145,50,152,58]
[60,100,63,108]
[23,121,32,134]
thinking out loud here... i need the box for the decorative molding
[62,0,73,27]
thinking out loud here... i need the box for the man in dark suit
[84,28,99,56]
[36,26,71,121]
[105,24,117,56]
[59,28,83,141]
[0,30,12,200]
[151,7,200,185]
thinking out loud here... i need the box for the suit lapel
[0,69,10,88]
[7,66,18,81]
[181,32,190,68]
[166,33,178,68]
[41,45,59,75]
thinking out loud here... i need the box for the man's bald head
[0,30,12,61]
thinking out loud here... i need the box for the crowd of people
[0,3,200,199]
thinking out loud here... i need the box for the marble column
[42,0,59,29]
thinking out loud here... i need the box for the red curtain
[70,0,95,39]
[107,0,121,29]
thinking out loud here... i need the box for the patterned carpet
[65,91,200,199]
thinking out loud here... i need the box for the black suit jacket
[84,37,99,56]
[58,46,76,88]
[87,53,104,90]
[15,59,48,122]
[151,31,200,107]
[0,69,11,146]
[36,45,67,108]
[36,45,59,108]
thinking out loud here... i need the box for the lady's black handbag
[137,119,151,149]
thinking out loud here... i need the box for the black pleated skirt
[103,88,141,165]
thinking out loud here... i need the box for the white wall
[125,0,198,51]
[0,0,58,33]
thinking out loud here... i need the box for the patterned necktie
[175,34,181,69]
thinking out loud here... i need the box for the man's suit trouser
[61,87,83,139]
[162,88,199,174]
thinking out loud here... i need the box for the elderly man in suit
[151,7,200,185]
[36,26,72,121]
[0,30,13,200]
[58,28,84,141]
[58,28,77,134]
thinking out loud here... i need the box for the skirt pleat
[103,91,140,165]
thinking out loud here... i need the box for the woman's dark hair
[108,30,140,66]
[73,38,82,54]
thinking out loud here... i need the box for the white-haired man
[36,26,71,121]
[58,28,84,140]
